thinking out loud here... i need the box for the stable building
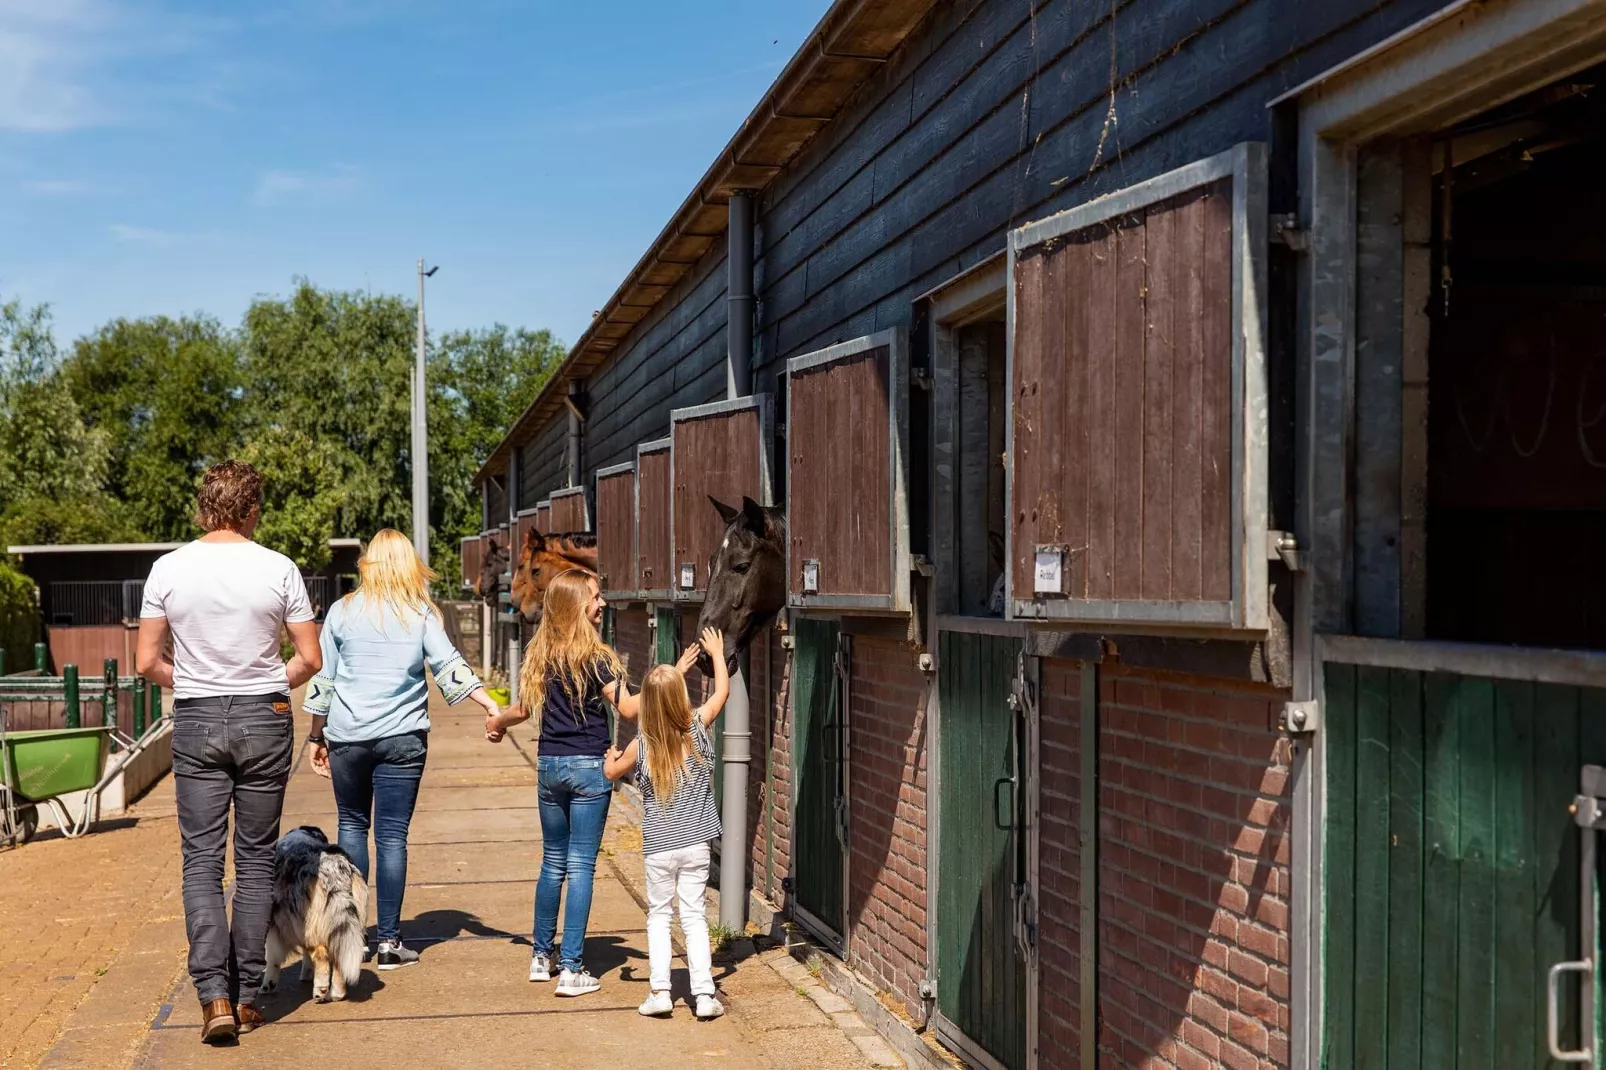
[470,1,1606,1066]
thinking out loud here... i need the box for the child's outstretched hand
[675,641,701,675]
[485,706,512,743]
[700,627,726,664]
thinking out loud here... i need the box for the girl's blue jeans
[533,755,613,973]
[328,731,428,944]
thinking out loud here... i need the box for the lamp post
[413,259,438,560]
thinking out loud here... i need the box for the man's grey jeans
[171,694,294,1006]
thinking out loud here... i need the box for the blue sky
[0,0,825,348]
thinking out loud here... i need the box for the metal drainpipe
[506,451,521,705]
[720,189,756,931]
[566,379,583,488]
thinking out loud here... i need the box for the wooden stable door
[936,631,1030,1070]
[791,617,849,948]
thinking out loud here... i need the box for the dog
[261,826,368,1003]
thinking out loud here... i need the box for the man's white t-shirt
[139,540,315,699]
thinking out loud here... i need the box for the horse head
[511,530,599,622]
[475,537,509,605]
[695,495,786,674]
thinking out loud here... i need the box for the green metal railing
[0,655,163,746]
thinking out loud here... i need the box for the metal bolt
[1289,708,1307,729]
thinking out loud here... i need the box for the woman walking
[487,569,693,995]
[303,529,501,969]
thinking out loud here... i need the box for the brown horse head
[474,537,509,605]
[511,530,599,621]
[696,495,786,674]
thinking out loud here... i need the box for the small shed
[786,328,910,613]
[549,486,590,533]
[636,438,672,600]
[595,461,637,599]
[670,396,774,600]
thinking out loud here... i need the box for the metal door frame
[788,613,852,956]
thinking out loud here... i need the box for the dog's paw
[259,978,278,995]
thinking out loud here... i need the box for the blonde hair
[638,663,702,806]
[518,570,623,729]
[347,529,437,621]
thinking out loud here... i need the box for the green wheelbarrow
[1,724,117,846]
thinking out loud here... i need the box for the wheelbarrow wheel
[14,804,36,845]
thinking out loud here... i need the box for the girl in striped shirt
[605,626,729,1020]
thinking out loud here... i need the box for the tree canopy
[0,284,561,591]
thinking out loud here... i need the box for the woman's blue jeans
[533,755,613,973]
[328,731,428,944]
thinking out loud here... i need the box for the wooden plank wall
[1011,182,1233,605]
[596,470,636,593]
[534,504,550,535]
[549,491,588,533]
[638,448,672,593]
[513,512,539,564]
[788,347,893,598]
[518,420,566,512]
[47,625,136,676]
[672,409,762,595]
[461,537,483,590]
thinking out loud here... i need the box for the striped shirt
[635,721,723,855]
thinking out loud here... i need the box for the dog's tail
[316,849,368,984]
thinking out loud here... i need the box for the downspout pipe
[566,379,584,488]
[505,449,521,705]
[720,189,756,931]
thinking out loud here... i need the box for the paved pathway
[2,693,886,1069]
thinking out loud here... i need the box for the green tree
[240,426,341,571]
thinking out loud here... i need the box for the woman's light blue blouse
[303,593,481,743]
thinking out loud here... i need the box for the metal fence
[47,580,145,626]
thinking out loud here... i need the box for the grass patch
[709,920,739,954]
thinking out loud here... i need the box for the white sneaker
[695,994,725,1020]
[529,954,551,983]
[555,968,600,997]
[638,990,673,1017]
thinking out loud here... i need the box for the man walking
[136,460,323,1043]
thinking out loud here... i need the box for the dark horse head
[474,536,509,606]
[511,530,599,622]
[695,495,786,675]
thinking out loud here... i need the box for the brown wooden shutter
[785,328,912,613]
[513,507,540,561]
[534,501,550,534]
[460,535,482,593]
[635,438,673,598]
[1006,142,1269,631]
[595,461,637,597]
[548,486,590,533]
[669,395,775,600]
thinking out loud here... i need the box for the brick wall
[1090,664,1292,1070]
[845,635,929,1019]
[1038,658,1086,1065]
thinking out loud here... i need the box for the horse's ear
[526,530,546,553]
[740,496,769,535]
[709,496,741,525]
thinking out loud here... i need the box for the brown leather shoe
[236,1003,266,1034]
[200,998,237,1043]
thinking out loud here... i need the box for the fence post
[103,658,118,730]
[0,647,6,677]
[64,664,80,729]
[133,677,146,737]
[148,681,161,728]
[34,642,47,673]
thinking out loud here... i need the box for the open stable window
[460,536,482,593]
[1006,142,1269,631]
[636,438,672,600]
[595,461,637,599]
[786,328,911,613]
[670,395,775,601]
[549,486,590,533]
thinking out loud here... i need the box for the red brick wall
[1038,658,1086,1065]
[845,636,929,1019]
[1091,664,1292,1070]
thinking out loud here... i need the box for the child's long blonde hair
[638,663,704,805]
[518,570,623,728]
[347,529,436,622]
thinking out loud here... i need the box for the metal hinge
[1267,530,1305,572]
[911,554,934,577]
[780,635,795,650]
[918,979,937,1001]
[910,367,934,392]
[1280,699,1320,734]
[1271,213,1308,251]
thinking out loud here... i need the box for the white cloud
[108,223,219,248]
[25,178,106,196]
[253,164,360,206]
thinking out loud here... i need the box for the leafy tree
[239,425,342,571]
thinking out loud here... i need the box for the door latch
[1280,700,1320,734]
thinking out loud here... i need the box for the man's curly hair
[194,460,263,533]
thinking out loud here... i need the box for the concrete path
[5,695,884,1069]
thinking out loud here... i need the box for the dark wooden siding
[486,479,508,526]
[788,347,893,598]
[673,406,764,595]
[550,489,588,533]
[461,536,483,589]
[638,447,672,594]
[535,503,550,534]
[518,420,567,512]
[513,510,539,563]
[1011,181,1233,604]
[596,469,636,594]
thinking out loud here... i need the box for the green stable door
[935,631,1028,1070]
[1323,663,1606,1068]
[792,618,847,947]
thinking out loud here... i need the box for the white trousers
[644,843,715,996]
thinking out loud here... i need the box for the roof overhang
[473,0,939,488]
[9,537,368,555]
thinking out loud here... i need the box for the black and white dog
[261,826,368,1003]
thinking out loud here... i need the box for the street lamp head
[424,265,439,277]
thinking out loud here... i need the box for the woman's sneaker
[695,994,725,1020]
[638,990,673,1017]
[376,940,419,971]
[529,953,551,982]
[554,969,601,997]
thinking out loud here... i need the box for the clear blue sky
[0,0,825,349]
